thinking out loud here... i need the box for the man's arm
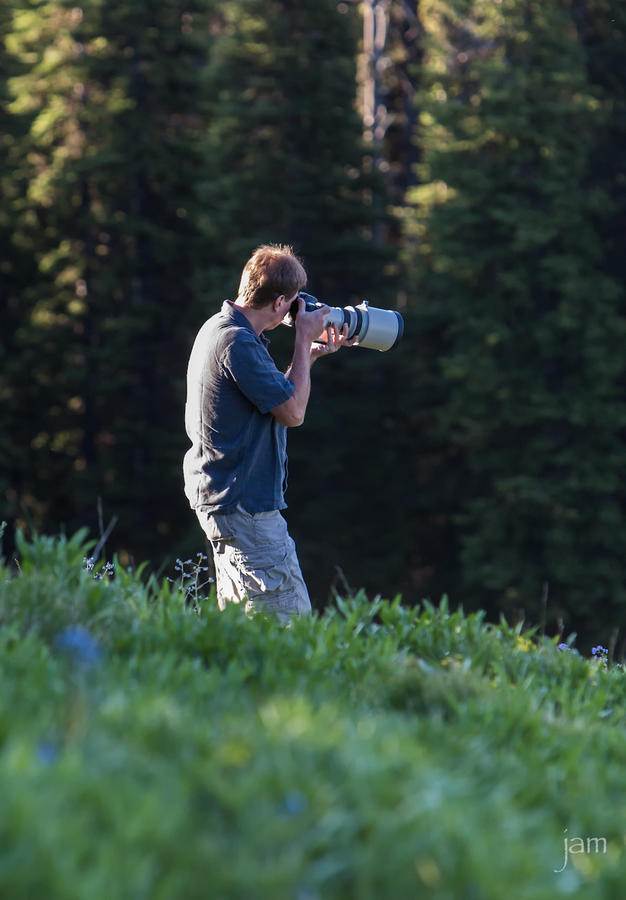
[272,335,313,427]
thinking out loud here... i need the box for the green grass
[0,529,625,898]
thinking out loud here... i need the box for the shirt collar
[222,300,270,346]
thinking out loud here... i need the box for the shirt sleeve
[224,331,295,415]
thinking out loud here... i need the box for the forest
[1,0,625,648]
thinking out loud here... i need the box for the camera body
[285,292,403,353]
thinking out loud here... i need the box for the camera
[284,291,404,352]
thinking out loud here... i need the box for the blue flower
[557,643,571,652]
[54,625,102,666]
[36,741,59,765]
[592,645,608,659]
[280,790,308,817]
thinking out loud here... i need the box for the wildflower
[591,645,608,659]
[280,790,308,817]
[93,561,115,580]
[169,552,214,611]
[36,741,59,765]
[54,625,102,667]
[557,643,571,652]
[82,557,114,580]
[295,887,320,900]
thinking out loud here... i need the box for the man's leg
[196,505,312,620]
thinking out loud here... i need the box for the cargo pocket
[197,508,235,543]
[233,545,292,600]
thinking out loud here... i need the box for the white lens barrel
[298,294,404,352]
[324,308,348,330]
[355,302,403,352]
[330,302,402,352]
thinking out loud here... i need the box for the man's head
[237,244,307,309]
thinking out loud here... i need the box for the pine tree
[187,0,404,603]
[404,0,626,637]
[573,1,626,315]
[369,1,422,212]
[0,0,42,543]
[199,0,390,303]
[4,0,213,562]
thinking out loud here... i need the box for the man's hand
[294,297,330,345]
[310,322,358,362]
[293,297,357,362]
[274,299,357,427]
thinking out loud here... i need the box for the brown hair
[237,244,307,309]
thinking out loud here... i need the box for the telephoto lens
[285,292,403,352]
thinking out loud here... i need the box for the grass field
[1,529,625,898]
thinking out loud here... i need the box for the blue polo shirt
[183,301,296,513]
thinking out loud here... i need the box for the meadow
[1,528,625,898]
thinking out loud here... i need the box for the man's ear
[273,294,286,312]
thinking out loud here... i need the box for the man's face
[269,292,297,329]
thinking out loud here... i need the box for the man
[183,244,352,621]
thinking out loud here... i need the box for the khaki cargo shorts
[196,504,312,622]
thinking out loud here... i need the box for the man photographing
[183,244,352,621]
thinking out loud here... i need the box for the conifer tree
[404,0,626,636]
[200,0,389,302]
[573,1,626,315]
[4,0,213,561]
[191,0,402,602]
[0,0,37,542]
